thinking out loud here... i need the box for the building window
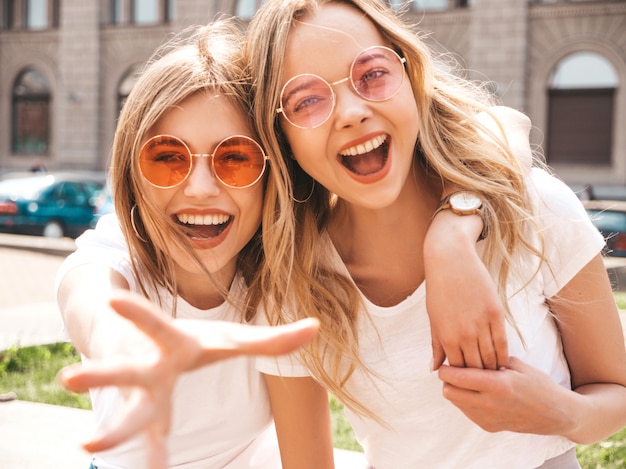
[133,0,158,24]
[235,0,268,19]
[106,0,171,25]
[0,0,58,30]
[547,52,618,165]
[388,0,469,11]
[12,68,51,155]
[117,64,142,116]
[26,0,46,29]
[110,0,122,23]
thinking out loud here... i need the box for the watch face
[450,192,482,211]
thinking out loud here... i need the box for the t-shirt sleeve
[528,167,605,297]
[54,213,137,293]
[253,305,312,377]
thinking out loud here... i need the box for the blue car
[584,199,626,257]
[0,173,105,238]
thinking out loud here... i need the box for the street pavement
[0,233,95,468]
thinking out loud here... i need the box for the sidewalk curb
[0,233,75,257]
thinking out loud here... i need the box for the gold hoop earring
[130,205,147,242]
[292,179,315,204]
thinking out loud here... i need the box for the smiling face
[141,92,264,280]
[279,3,420,210]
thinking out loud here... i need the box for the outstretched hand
[58,290,319,468]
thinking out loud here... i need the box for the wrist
[431,191,488,241]
[425,210,484,264]
[427,208,484,244]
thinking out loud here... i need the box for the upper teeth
[177,213,230,225]
[340,135,386,156]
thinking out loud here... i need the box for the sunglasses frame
[276,45,407,129]
[139,134,269,189]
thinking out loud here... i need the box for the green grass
[0,342,90,410]
[614,291,626,310]
[3,342,626,466]
[329,395,363,452]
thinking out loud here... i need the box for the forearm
[424,209,483,262]
[58,264,134,359]
[564,383,626,444]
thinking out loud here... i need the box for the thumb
[503,356,528,371]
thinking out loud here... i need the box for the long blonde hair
[110,19,263,320]
[247,0,540,416]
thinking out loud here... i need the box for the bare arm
[265,374,335,469]
[57,263,139,359]
[438,254,626,444]
[424,208,508,370]
[548,253,626,443]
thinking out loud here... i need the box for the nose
[332,81,372,130]
[183,156,222,197]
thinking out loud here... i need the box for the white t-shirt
[56,215,280,469]
[256,168,605,468]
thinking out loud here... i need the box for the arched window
[12,68,51,155]
[547,52,618,165]
[117,64,142,116]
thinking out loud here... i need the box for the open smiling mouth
[175,213,232,240]
[339,134,389,176]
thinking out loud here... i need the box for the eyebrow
[282,74,327,107]
[353,50,391,68]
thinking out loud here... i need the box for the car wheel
[43,220,64,238]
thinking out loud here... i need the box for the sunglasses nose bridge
[330,76,350,88]
[188,153,217,179]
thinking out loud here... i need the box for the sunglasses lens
[139,136,192,188]
[351,47,405,101]
[280,74,334,128]
[213,136,267,187]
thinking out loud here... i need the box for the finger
[431,338,446,371]
[504,356,528,371]
[477,336,497,370]
[83,392,154,452]
[231,318,320,356]
[438,364,498,392]
[460,341,485,370]
[491,323,509,369]
[108,291,188,352]
[444,347,466,369]
[144,427,169,469]
[58,361,151,391]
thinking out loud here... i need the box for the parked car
[583,199,626,257]
[0,172,105,238]
[90,184,115,228]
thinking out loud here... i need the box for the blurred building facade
[0,0,624,188]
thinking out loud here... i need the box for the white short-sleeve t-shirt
[57,215,280,469]
[257,168,605,469]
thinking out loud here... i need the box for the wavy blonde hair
[110,19,264,320]
[247,0,542,417]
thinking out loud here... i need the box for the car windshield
[0,176,53,200]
